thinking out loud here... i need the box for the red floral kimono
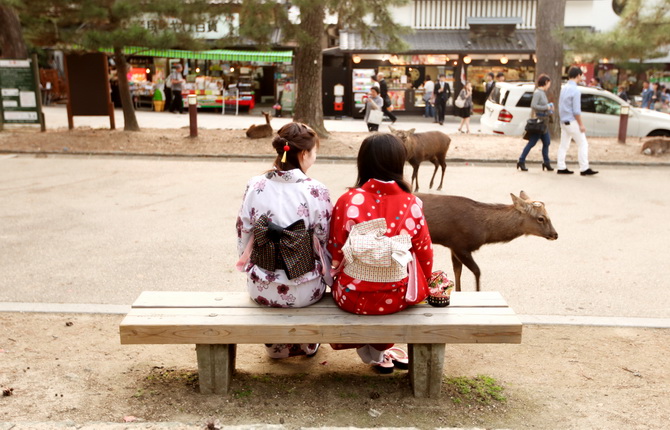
[327,179,433,316]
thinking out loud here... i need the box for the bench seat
[120,291,522,398]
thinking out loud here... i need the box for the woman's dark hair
[369,87,379,95]
[537,74,551,88]
[355,133,411,193]
[271,122,319,172]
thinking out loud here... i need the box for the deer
[389,127,451,192]
[246,112,273,138]
[418,191,558,292]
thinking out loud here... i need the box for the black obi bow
[251,215,315,280]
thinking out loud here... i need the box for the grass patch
[444,375,506,405]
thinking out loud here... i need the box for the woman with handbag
[236,122,333,359]
[517,74,554,172]
[363,86,384,132]
[455,82,473,133]
[327,133,434,373]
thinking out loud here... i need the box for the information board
[0,58,44,130]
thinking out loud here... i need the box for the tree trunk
[0,5,28,58]
[113,47,140,131]
[536,0,566,140]
[293,3,328,138]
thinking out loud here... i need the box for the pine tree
[565,0,670,63]
[229,0,410,138]
[19,0,220,131]
[0,0,27,58]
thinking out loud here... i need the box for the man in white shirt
[168,64,185,114]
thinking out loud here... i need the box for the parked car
[480,82,670,137]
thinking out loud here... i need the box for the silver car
[480,82,670,137]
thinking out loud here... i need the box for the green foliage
[564,0,670,62]
[444,375,507,405]
[17,0,218,52]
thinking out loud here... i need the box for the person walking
[484,72,495,100]
[434,74,451,125]
[168,64,185,114]
[377,73,397,124]
[455,82,473,133]
[640,81,653,109]
[557,66,598,176]
[423,75,435,118]
[617,85,630,102]
[363,86,383,132]
[517,74,554,172]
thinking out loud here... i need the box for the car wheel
[647,130,670,137]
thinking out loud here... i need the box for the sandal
[386,347,409,370]
[372,354,395,374]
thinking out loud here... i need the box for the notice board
[0,58,45,131]
[65,52,115,129]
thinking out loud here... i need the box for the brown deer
[389,127,451,192]
[418,191,558,291]
[246,112,273,138]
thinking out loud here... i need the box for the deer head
[510,191,558,240]
[389,127,417,158]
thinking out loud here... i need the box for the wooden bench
[119,291,522,398]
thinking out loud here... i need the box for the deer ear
[519,190,530,200]
[389,126,395,132]
[511,193,526,212]
[409,128,416,134]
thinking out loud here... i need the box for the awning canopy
[100,47,293,63]
[339,29,536,54]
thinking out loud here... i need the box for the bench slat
[120,308,522,345]
[131,291,510,309]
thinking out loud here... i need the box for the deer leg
[437,158,447,191]
[452,250,482,292]
[428,159,439,189]
[450,251,463,292]
[412,164,420,192]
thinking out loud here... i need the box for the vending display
[352,68,376,111]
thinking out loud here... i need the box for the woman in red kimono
[327,133,434,373]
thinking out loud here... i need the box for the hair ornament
[281,140,290,163]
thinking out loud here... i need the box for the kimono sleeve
[410,196,434,279]
[236,179,254,257]
[310,183,334,268]
[327,194,349,266]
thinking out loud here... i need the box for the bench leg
[408,343,445,398]
[196,344,236,394]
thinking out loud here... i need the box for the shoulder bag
[367,108,383,125]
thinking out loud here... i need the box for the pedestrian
[455,82,473,133]
[651,82,663,111]
[640,81,653,109]
[422,75,435,118]
[517,74,554,172]
[589,77,602,89]
[484,72,495,100]
[557,66,598,176]
[616,85,630,102]
[496,72,505,84]
[362,86,383,132]
[327,132,433,373]
[236,122,333,359]
[434,74,451,125]
[377,72,397,124]
[168,64,185,114]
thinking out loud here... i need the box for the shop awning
[339,29,536,54]
[100,47,293,63]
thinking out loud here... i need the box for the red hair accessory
[281,142,290,163]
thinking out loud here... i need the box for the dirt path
[1,312,668,429]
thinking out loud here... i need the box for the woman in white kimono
[236,122,333,358]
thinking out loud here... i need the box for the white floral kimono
[236,168,333,357]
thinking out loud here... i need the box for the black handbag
[525,118,546,135]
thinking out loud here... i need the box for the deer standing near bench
[246,112,273,138]
[418,191,558,291]
[390,127,451,192]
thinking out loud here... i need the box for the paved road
[1,154,668,322]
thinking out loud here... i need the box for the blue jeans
[520,130,551,164]
[424,102,434,118]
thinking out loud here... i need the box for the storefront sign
[0,58,45,131]
[136,14,239,39]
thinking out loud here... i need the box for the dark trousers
[520,130,551,164]
[382,105,396,122]
[435,98,447,124]
[169,91,183,113]
[164,87,172,109]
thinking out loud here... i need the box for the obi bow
[251,215,315,280]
